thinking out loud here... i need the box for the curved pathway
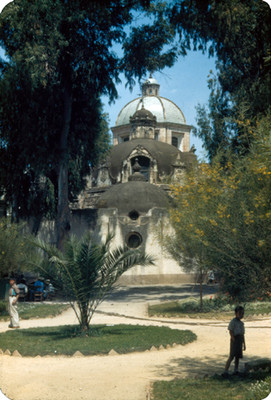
[0,285,270,400]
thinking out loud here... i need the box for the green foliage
[149,297,232,316]
[170,0,271,110]
[0,301,69,320]
[166,114,271,302]
[32,233,155,330]
[122,16,177,86]
[167,0,271,159]
[152,372,271,400]
[0,300,6,315]
[193,73,234,160]
[148,297,271,319]
[0,0,178,246]
[0,324,196,356]
[0,218,35,277]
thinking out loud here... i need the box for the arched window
[172,136,178,148]
[131,156,150,181]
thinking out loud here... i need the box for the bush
[148,296,271,318]
[174,296,234,313]
[167,116,271,303]
[0,300,7,316]
[0,217,37,278]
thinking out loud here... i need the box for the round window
[128,210,140,220]
[126,232,142,249]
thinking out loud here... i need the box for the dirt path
[0,288,271,400]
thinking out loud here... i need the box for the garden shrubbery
[148,295,271,318]
[152,370,271,400]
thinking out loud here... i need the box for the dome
[116,96,186,126]
[115,76,186,127]
[97,181,169,214]
[108,138,181,179]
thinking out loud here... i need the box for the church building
[70,76,197,284]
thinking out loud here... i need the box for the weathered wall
[36,206,194,285]
[93,207,194,284]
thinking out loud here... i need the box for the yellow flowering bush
[167,114,271,301]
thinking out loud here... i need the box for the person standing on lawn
[222,306,246,377]
[8,278,20,328]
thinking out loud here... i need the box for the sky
[102,50,216,160]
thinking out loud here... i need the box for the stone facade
[69,76,197,284]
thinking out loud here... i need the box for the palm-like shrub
[33,234,155,330]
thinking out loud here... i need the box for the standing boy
[8,278,20,328]
[222,306,246,377]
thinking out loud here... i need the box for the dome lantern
[129,104,157,127]
[142,74,160,96]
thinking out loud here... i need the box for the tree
[166,113,271,302]
[193,73,234,161]
[32,234,155,331]
[0,218,36,278]
[0,0,177,247]
[166,0,271,158]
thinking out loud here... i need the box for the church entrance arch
[131,156,150,181]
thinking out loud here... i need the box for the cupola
[130,105,157,127]
[142,75,160,96]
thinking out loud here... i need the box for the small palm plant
[32,234,155,331]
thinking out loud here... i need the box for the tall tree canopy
[167,0,271,159]
[0,0,177,247]
[160,1,271,299]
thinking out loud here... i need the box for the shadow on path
[153,354,270,380]
[155,355,226,378]
[106,284,218,303]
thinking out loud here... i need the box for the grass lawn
[0,324,196,356]
[0,301,70,321]
[148,297,271,320]
[151,372,271,400]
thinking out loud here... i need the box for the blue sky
[102,50,216,159]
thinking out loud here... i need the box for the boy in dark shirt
[222,306,246,377]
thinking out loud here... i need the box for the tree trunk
[79,301,89,331]
[31,215,43,236]
[199,268,203,312]
[56,84,72,250]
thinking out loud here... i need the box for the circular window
[126,232,142,249]
[128,210,140,220]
